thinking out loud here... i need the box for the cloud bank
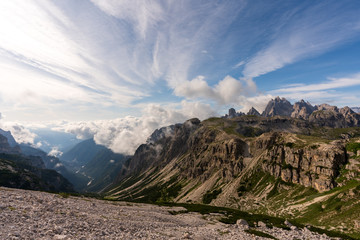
[53,102,216,155]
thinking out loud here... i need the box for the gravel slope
[0,187,337,240]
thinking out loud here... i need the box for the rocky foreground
[0,187,340,240]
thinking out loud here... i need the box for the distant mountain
[60,139,129,192]
[0,132,74,192]
[247,107,260,116]
[223,97,360,128]
[262,96,293,117]
[19,143,87,191]
[30,128,82,153]
[60,138,106,170]
[0,129,18,147]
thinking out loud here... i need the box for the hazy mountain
[0,129,18,147]
[60,138,106,170]
[60,138,129,192]
[31,128,82,153]
[0,132,74,192]
[19,144,87,191]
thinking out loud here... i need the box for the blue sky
[1,0,360,154]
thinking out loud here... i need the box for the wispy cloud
[270,73,360,106]
[0,0,247,121]
[243,1,360,78]
[274,73,360,93]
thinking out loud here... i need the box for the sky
[1,0,360,155]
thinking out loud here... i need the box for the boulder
[236,219,249,229]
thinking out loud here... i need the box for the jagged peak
[247,107,260,116]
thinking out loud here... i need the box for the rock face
[229,108,237,118]
[309,105,360,128]
[256,132,346,192]
[262,97,293,117]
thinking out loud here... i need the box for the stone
[284,220,293,227]
[236,219,249,229]
[257,221,267,228]
[54,235,67,240]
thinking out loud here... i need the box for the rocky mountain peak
[291,99,315,119]
[339,106,355,116]
[262,96,293,117]
[228,108,236,118]
[0,129,18,147]
[316,103,338,112]
[247,107,260,116]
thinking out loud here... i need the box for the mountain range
[226,97,360,126]
[105,97,360,237]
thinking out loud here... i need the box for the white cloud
[90,0,165,39]
[54,102,217,155]
[233,60,245,69]
[48,147,63,158]
[174,75,256,105]
[54,163,63,168]
[274,73,360,93]
[0,121,37,146]
[268,73,360,107]
[236,94,273,113]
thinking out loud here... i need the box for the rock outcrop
[256,132,346,192]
